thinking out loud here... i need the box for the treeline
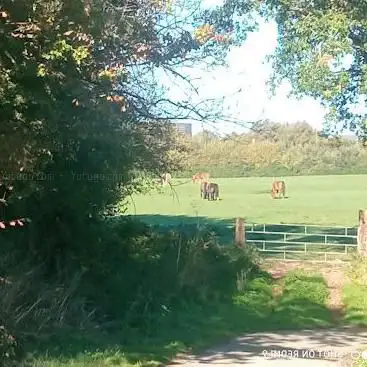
[176,121,367,177]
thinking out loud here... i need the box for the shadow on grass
[27,269,344,366]
[127,214,233,228]
[124,214,358,258]
[125,214,235,245]
[127,214,357,237]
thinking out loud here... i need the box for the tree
[193,130,220,144]
[259,0,367,139]
[251,119,280,141]
[0,0,258,271]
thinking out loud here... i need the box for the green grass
[27,270,334,366]
[126,175,362,260]
[342,257,367,327]
[269,270,333,328]
[356,356,367,367]
[127,175,365,226]
[342,264,367,367]
[343,283,367,326]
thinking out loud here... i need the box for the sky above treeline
[161,1,359,137]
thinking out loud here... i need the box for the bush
[347,255,367,287]
[177,122,367,178]
[282,270,329,306]
[0,321,23,367]
[77,219,261,329]
[0,217,261,365]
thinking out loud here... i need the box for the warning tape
[0,218,31,230]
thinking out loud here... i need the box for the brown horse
[200,181,207,199]
[206,182,219,201]
[192,172,210,183]
[201,181,219,201]
[271,180,286,199]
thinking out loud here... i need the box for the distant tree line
[174,120,367,177]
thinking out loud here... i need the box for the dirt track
[167,261,367,367]
[265,261,347,317]
[168,327,367,366]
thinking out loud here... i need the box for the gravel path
[168,327,367,366]
[168,261,367,367]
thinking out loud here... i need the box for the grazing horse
[192,172,210,183]
[200,181,209,199]
[160,172,172,186]
[271,180,286,199]
[202,182,219,201]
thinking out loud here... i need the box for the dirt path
[168,327,367,366]
[265,261,347,319]
[167,261,367,367]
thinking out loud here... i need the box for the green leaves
[41,40,90,69]
[0,0,269,266]
[262,0,367,138]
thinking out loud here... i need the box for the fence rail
[244,222,358,261]
[139,219,360,262]
[246,223,357,235]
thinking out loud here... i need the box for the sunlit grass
[126,175,366,226]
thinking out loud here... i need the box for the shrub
[77,220,261,328]
[0,323,22,367]
[347,255,367,287]
[0,218,261,365]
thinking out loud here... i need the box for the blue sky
[161,14,331,136]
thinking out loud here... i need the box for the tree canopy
[258,0,367,138]
[0,0,261,270]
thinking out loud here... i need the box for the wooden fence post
[357,210,367,256]
[235,217,245,248]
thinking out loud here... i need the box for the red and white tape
[0,218,31,230]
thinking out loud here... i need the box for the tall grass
[343,255,367,326]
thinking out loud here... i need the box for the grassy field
[127,175,367,226]
[126,175,364,259]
